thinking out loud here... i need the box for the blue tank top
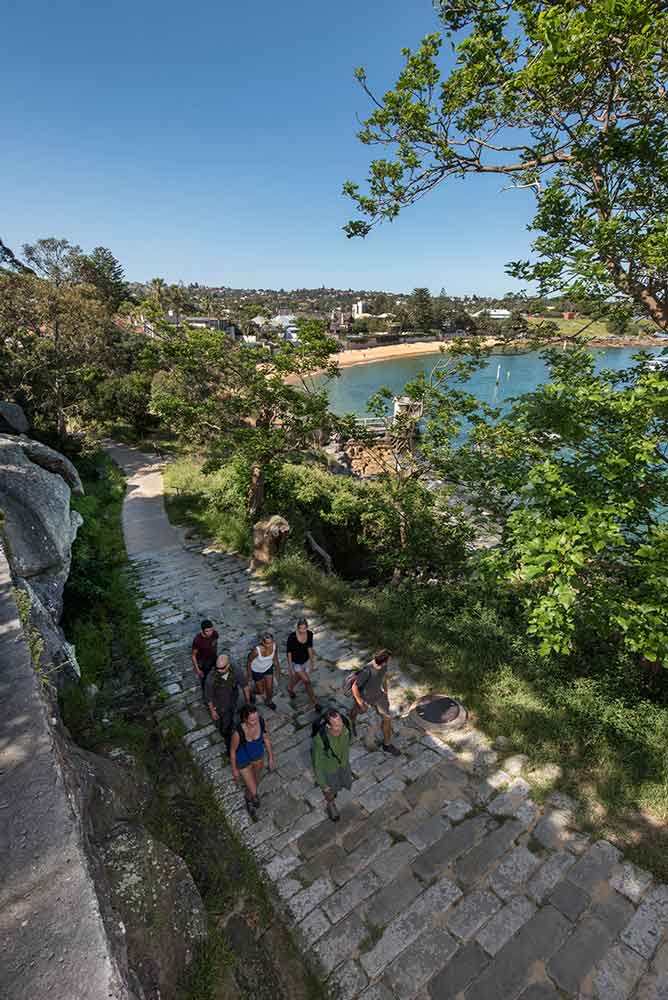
[235,717,266,768]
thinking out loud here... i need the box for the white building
[352,299,371,319]
[469,308,513,320]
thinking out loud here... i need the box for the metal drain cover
[411,694,468,731]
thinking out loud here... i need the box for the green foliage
[455,346,668,661]
[164,459,252,555]
[74,246,128,312]
[60,453,157,734]
[346,1,668,329]
[12,586,48,688]
[165,456,469,581]
[408,287,434,332]
[150,317,341,516]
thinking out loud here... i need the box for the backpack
[343,666,369,698]
[311,712,351,764]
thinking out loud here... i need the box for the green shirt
[313,727,352,789]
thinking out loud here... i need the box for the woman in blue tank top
[230,705,275,819]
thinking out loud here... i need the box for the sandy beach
[331,334,664,371]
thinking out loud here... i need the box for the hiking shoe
[267,701,277,711]
[382,743,401,757]
[326,800,340,822]
[245,798,257,822]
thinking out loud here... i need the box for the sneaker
[382,743,401,757]
[326,800,340,822]
[267,701,277,711]
[288,689,296,700]
[252,794,260,808]
[314,702,323,713]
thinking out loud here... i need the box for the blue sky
[2,0,536,295]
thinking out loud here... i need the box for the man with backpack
[312,707,353,822]
[348,649,401,756]
[205,654,238,755]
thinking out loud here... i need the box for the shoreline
[330,335,664,371]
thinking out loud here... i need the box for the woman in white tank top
[246,631,281,711]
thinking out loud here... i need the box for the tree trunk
[247,464,265,519]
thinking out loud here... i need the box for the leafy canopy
[345,0,668,327]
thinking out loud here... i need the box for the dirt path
[105,440,668,1000]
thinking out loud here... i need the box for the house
[469,308,513,320]
[269,313,300,343]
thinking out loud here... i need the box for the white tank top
[253,643,275,674]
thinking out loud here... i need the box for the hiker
[349,649,400,756]
[205,654,238,755]
[230,704,275,819]
[313,707,352,822]
[246,631,281,711]
[191,619,219,704]
[287,617,321,712]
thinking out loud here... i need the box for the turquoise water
[316,345,667,416]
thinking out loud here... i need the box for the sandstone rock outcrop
[102,826,208,1000]
[64,742,207,1000]
[0,432,83,618]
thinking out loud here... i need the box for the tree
[0,238,34,274]
[167,283,191,324]
[75,247,127,312]
[0,270,110,438]
[148,277,168,310]
[345,1,668,328]
[451,346,668,662]
[150,318,341,517]
[408,287,434,332]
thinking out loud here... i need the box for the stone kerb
[106,442,668,1000]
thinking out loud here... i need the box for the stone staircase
[107,444,668,1000]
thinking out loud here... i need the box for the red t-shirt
[192,630,219,664]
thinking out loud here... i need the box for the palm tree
[149,277,167,311]
[168,284,190,326]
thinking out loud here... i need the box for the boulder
[0,436,83,618]
[252,515,290,568]
[10,436,84,495]
[0,401,29,435]
[68,746,152,841]
[101,824,208,1000]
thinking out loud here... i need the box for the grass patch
[164,458,252,556]
[178,929,235,1000]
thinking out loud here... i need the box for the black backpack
[311,712,351,763]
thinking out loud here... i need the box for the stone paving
[107,443,668,1000]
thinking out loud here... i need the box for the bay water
[316,345,666,417]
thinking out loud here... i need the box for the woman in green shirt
[312,708,353,822]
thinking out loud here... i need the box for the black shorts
[252,666,273,683]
